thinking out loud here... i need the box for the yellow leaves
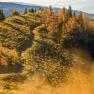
[0,47,19,65]
[0,56,8,65]
[58,8,66,23]
[0,22,13,31]
[45,13,58,35]
[65,17,77,32]
[12,49,19,58]
[0,47,17,57]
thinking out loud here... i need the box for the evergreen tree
[66,6,72,18]
[78,11,84,31]
[73,11,76,17]
[47,5,53,15]
[38,7,44,11]
[0,9,5,21]
[24,8,28,14]
[34,9,37,12]
[68,6,72,17]
[79,11,83,21]
[32,8,35,12]
[12,9,20,16]
[29,8,34,13]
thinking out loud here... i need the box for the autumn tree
[45,6,56,33]
[45,6,66,43]
[46,9,59,43]
[57,8,67,43]
[0,47,21,73]
[46,5,53,16]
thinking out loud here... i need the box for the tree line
[0,7,43,21]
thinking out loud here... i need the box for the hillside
[0,5,94,94]
[0,13,44,51]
